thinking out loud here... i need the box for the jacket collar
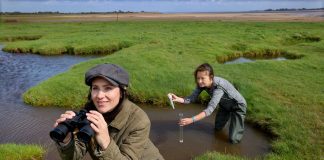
[109,99,131,130]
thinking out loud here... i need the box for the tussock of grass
[1,21,324,160]
[230,42,248,52]
[283,32,321,45]
[0,143,44,160]
[216,48,303,63]
[1,35,42,42]
[195,151,248,160]
[290,32,321,42]
[3,40,132,55]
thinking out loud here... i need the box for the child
[169,63,247,144]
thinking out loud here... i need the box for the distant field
[1,10,323,23]
[0,18,323,160]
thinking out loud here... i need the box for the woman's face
[196,71,213,88]
[91,77,121,114]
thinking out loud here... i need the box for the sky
[0,0,323,13]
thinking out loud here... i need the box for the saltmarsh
[0,143,44,160]
[1,21,323,159]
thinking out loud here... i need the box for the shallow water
[0,46,270,159]
[144,104,270,160]
[224,56,287,64]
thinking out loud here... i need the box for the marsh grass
[285,32,321,44]
[1,21,323,160]
[194,152,249,160]
[0,143,44,160]
[1,35,42,42]
[216,48,304,63]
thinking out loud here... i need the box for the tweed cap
[85,64,129,87]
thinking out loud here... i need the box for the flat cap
[85,64,129,87]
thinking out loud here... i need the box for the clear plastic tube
[179,113,183,143]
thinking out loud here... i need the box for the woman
[53,63,164,160]
[169,63,247,144]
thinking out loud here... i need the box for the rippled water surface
[0,46,99,159]
[0,46,271,160]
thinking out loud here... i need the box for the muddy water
[144,104,270,160]
[0,46,270,159]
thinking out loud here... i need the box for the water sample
[167,94,175,109]
[179,113,183,143]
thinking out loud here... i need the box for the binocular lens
[77,125,95,143]
[50,109,94,143]
[50,125,69,142]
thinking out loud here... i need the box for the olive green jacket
[56,99,164,160]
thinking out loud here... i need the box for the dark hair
[84,85,128,123]
[194,63,214,83]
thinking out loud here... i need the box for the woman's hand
[86,110,110,150]
[178,118,193,126]
[53,111,76,143]
[168,93,185,103]
[54,111,76,127]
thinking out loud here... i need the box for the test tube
[179,113,183,143]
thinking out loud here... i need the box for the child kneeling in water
[169,63,247,144]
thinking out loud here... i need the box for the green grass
[194,151,249,160]
[1,21,323,160]
[0,143,44,160]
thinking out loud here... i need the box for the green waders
[214,103,246,144]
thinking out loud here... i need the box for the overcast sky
[1,0,323,13]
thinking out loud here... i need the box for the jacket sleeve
[91,114,151,159]
[56,134,88,160]
[203,88,224,116]
[184,87,202,104]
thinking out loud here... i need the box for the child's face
[196,71,213,88]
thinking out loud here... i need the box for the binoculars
[50,109,94,143]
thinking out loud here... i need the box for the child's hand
[178,118,193,126]
[168,93,185,103]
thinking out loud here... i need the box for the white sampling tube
[179,113,184,143]
[167,94,175,109]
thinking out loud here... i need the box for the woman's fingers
[54,117,67,127]
[89,110,106,122]
[86,114,100,127]
[90,123,100,133]
[53,111,75,127]
[86,110,108,133]
[65,111,76,117]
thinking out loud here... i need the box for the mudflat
[2,10,323,23]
